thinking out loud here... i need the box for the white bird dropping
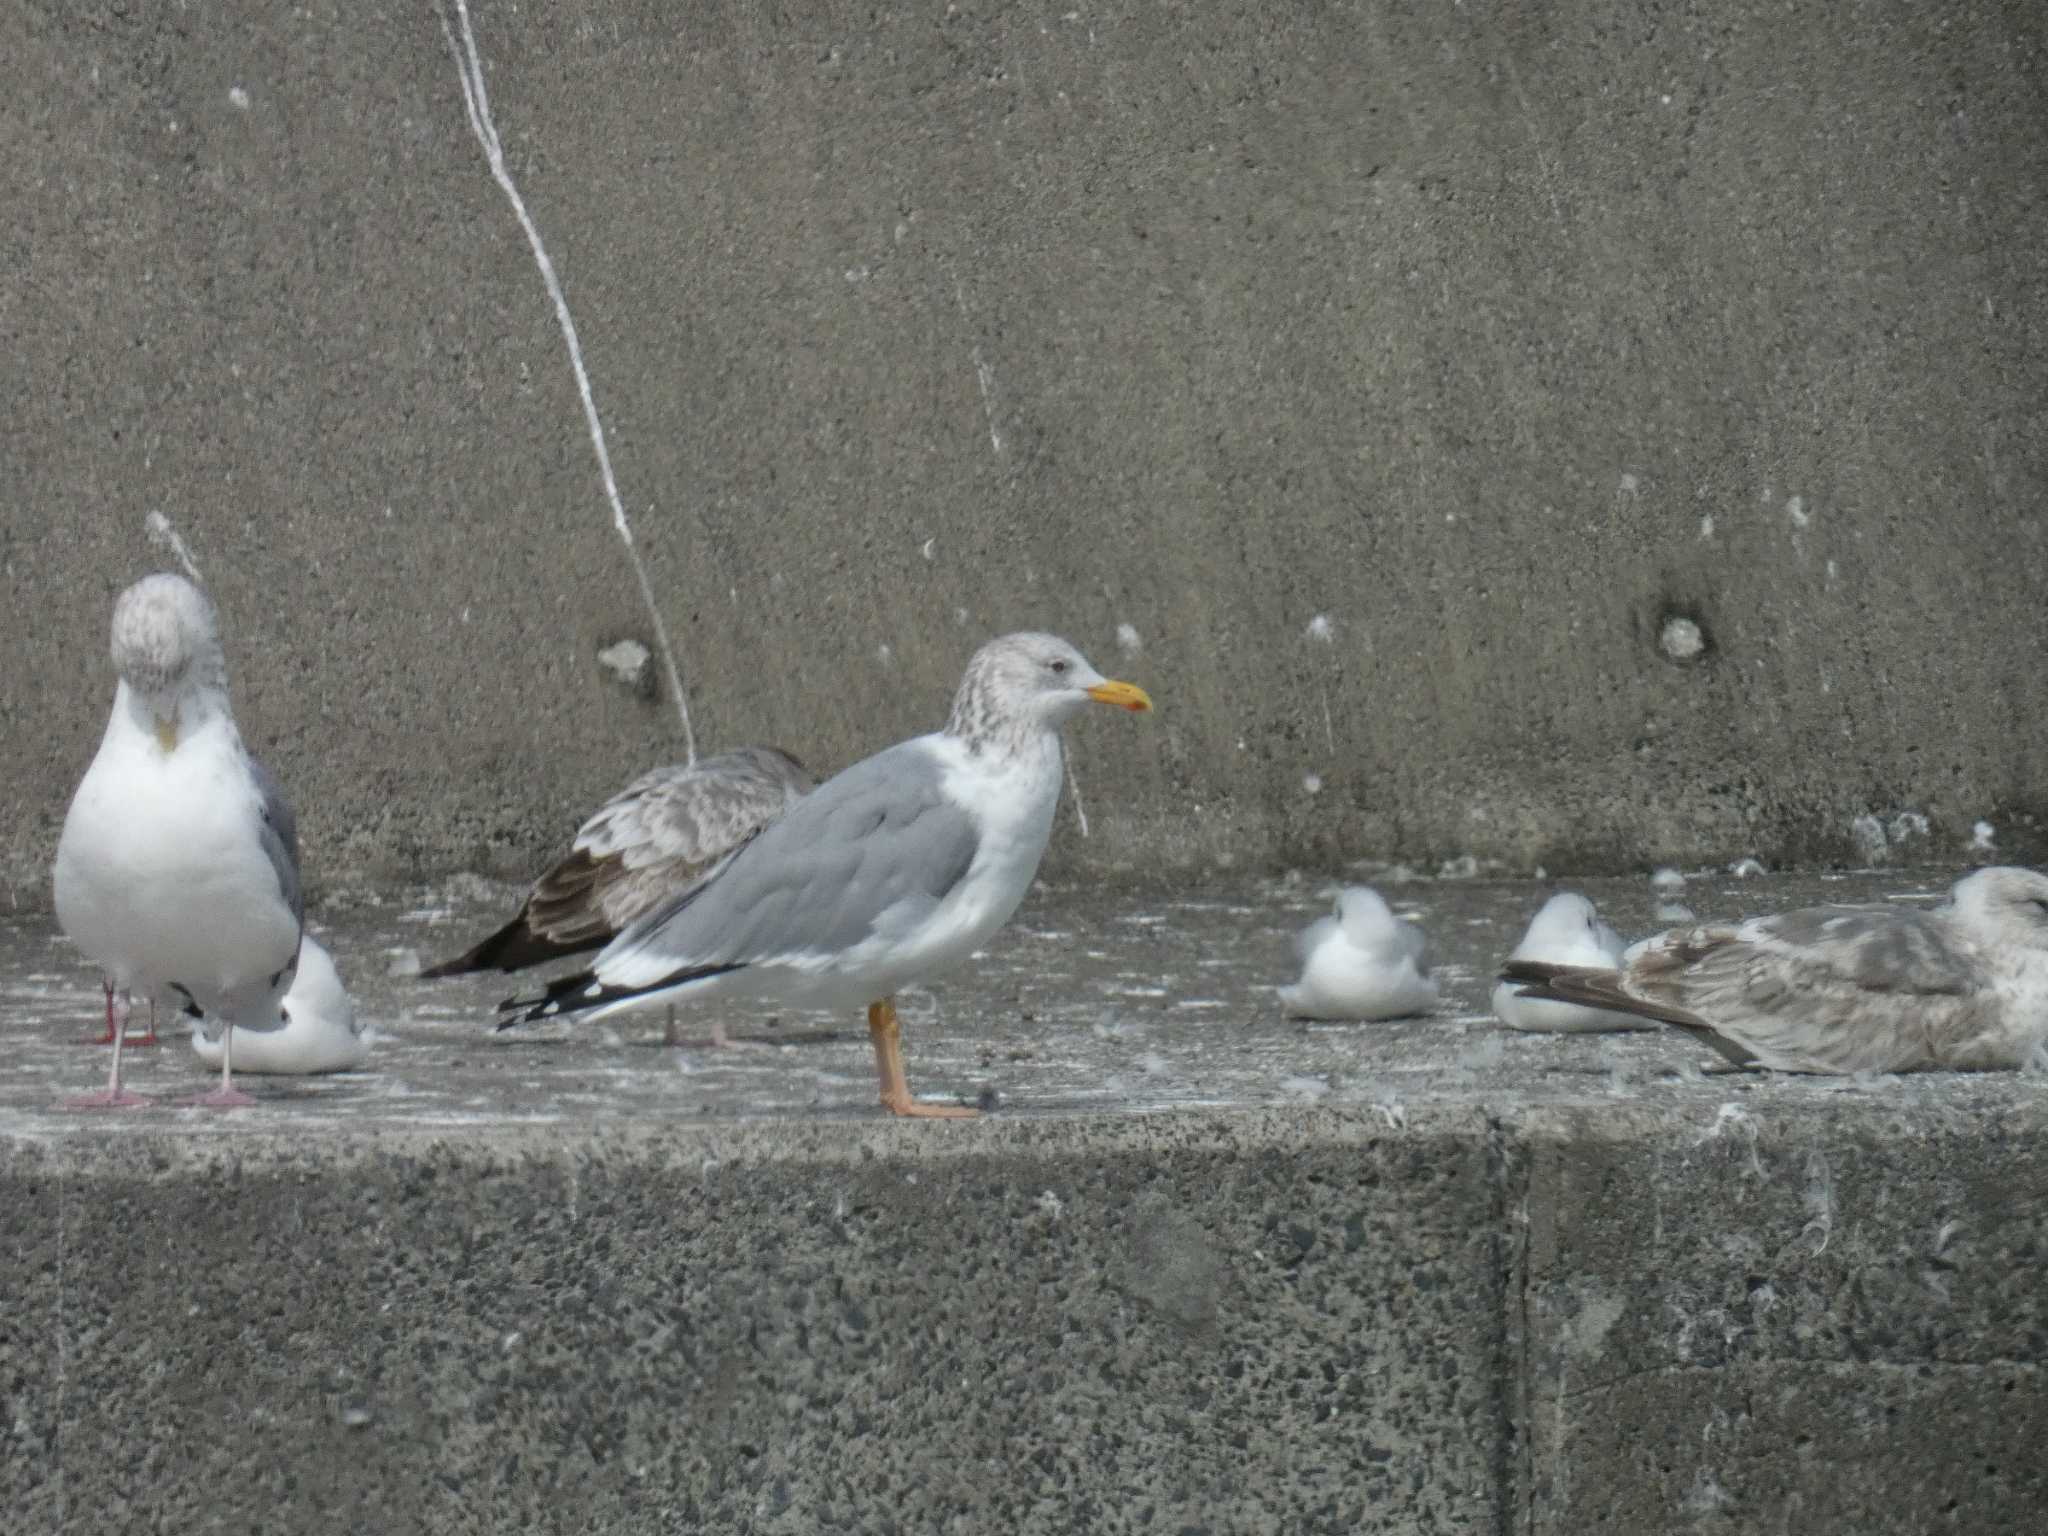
[1492,893,1642,1033]
[1280,886,1438,1021]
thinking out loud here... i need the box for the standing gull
[1500,866,2048,1073]
[421,747,813,977]
[191,935,367,1075]
[499,633,1153,1117]
[53,574,305,1108]
[1491,891,1640,1033]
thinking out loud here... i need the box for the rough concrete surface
[6,2,2048,889]
[4,870,2046,1532]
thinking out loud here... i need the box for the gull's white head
[1333,886,1397,938]
[946,631,1152,749]
[110,574,224,749]
[1946,866,2048,950]
[1520,892,1624,957]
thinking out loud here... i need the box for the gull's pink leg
[81,979,118,1045]
[66,993,151,1110]
[184,1021,255,1109]
[129,998,160,1048]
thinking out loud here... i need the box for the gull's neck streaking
[117,661,234,755]
[943,652,1061,761]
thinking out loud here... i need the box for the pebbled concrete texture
[4,871,2047,1532]
[6,1,2048,891]
[1513,1101,2048,1535]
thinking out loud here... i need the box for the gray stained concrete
[7,3,2048,890]
[4,871,2045,1531]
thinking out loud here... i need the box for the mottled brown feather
[422,747,812,978]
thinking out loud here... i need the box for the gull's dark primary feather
[1499,959,1760,1068]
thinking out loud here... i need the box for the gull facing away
[1279,886,1439,1021]
[1500,866,2048,1073]
[192,935,367,1075]
[499,633,1153,1117]
[52,574,305,1108]
[1491,892,1641,1033]
[420,747,813,978]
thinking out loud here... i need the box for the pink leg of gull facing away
[185,1022,256,1109]
[65,991,151,1110]
[81,984,157,1046]
[81,978,118,1045]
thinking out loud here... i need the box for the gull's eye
[1049,658,1070,675]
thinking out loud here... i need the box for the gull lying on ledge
[1280,886,1439,1021]
[192,936,367,1075]
[1491,891,1639,1033]
[499,632,1153,1117]
[1501,866,2048,1073]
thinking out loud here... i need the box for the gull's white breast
[55,695,297,1009]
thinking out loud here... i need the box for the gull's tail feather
[496,961,749,1030]
[1498,960,1758,1069]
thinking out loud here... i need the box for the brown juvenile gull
[52,573,305,1108]
[1500,866,2048,1073]
[498,632,1153,1117]
[421,747,814,978]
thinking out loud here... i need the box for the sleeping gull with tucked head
[191,935,367,1075]
[1500,866,2048,1073]
[421,746,814,978]
[53,573,305,1108]
[1279,886,1438,1021]
[499,632,1153,1116]
[1491,891,1639,1033]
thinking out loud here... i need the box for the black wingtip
[493,961,752,1031]
[494,967,603,1030]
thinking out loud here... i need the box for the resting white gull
[191,935,367,1075]
[52,573,305,1109]
[1279,886,1439,1021]
[499,632,1153,1117]
[1500,866,2048,1073]
[421,746,814,977]
[1491,892,1640,1033]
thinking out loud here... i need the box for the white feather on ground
[1280,886,1439,1020]
[1492,892,1642,1032]
[191,936,367,1075]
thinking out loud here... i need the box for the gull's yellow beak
[153,715,180,753]
[1086,679,1154,713]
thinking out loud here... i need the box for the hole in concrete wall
[1657,611,1711,666]
[596,636,655,699]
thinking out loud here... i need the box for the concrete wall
[6,0,2047,890]
[5,1097,2044,1533]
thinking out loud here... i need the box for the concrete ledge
[4,872,2046,1531]
[6,1099,2045,1534]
